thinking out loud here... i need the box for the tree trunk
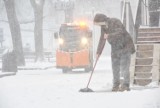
[4,0,25,66]
[30,0,45,62]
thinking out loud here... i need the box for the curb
[0,72,16,78]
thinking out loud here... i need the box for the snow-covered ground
[0,57,160,108]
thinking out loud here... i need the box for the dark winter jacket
[96,17,135,55]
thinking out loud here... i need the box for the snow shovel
[79,36,106,92]
[79,56,99,92]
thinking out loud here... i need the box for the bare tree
[30,0,45,61]
[3,0,25,66]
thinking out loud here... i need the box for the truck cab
[55,22,93,73]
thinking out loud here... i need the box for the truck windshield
[59,26,88,51]
[60,26,85,38]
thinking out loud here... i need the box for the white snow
[0,0,160,108]
[0,56,160,108]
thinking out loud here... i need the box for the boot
[119,85,130,92]
[112,84,120,92]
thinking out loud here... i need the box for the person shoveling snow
[80,13,135,92]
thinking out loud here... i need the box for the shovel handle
[86,56,99,88]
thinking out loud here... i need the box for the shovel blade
[79,88,94,92]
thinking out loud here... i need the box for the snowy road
[0,57,160,108]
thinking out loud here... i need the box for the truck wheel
[62,68,71,73]
[85,67,92,72]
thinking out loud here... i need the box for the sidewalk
[18,61,55,70]
[0,61,55,78]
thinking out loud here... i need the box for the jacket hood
[93,13,109,23]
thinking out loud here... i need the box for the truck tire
[85,66,92,72]
[62,68,71,73]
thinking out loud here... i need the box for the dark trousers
[111,51,131,86]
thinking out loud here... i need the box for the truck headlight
[81,37,88,45]
[58,38,64,45]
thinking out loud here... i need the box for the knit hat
[93,13,107,23]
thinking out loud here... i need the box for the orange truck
[54,22,93,73]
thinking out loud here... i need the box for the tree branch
[0,19,34,24]
[0,15,47,24]
[41,0,45,5]
[30,0,36,9]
